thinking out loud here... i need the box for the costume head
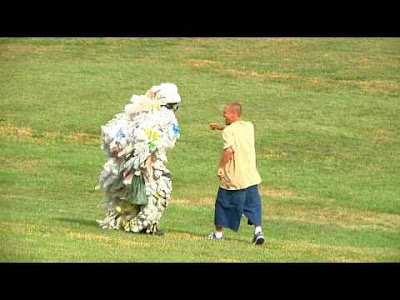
[149,83,181,111]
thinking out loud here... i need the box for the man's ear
[225,147,234,155]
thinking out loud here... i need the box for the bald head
[223,102,242,125]
[226,102,242,117]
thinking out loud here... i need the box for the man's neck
[228,118,241,125]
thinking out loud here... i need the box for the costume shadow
[54,220,252,244]
[55,217,98,228]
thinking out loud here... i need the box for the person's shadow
[165,229,251,244]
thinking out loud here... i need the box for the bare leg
[216,226,223,232]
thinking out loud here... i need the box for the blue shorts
[214,185,262,232]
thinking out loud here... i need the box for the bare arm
[209,123,226,131]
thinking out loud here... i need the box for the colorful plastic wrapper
[96,83,181,234]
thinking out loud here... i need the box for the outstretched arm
[209,123,226,131]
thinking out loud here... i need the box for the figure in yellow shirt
[208,102,265,245]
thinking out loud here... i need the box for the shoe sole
[208,236,224,240]
[254,236,265,245]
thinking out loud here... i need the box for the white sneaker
[207,232,224,240]
[253,232,265,245]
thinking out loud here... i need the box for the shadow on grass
[164,229,251,244]
[53,220,253,244]
[55,217,98,228]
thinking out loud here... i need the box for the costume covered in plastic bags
[97,83,181,235]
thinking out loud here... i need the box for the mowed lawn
[0,38,399,262]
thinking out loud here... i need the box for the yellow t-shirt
[220,120,262,190]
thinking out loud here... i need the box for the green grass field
[1,38,399,262]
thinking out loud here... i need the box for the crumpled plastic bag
[97,83,181,234]
[129,174,148,205]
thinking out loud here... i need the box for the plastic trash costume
[97,83,181,235]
